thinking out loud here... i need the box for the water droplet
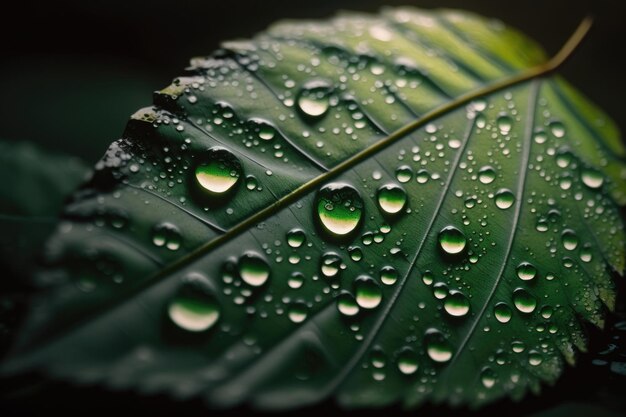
[528,350,543,366]
[581,168,604,189]
[494,302,512,323]
[494,189,515,210]
[377,184,407,215]
[168,273,220,332]
[516,262,537,281]
[549,120,565,138]
[195,147,242,194]
[288,301,308,323]
[416,169,430,184]
[287,228,306,248]
[152,222,182,251]
[238,252,270,286]
[349,246,363,262]
[395,165,413,183]
[397,347,419,375]
[438,226,466,255]
[511,340,525,353]
[355,275,383,309]
[288,272,305,289]
[540,305,554,319]
[561,229,579,251]
[249,118,276,140]
[297,79,332,118]
[316,183,363,237]
[245,175,258,191]
[478,166,496,184]
[555,149,573,168]
[444,291,470,317]
[481,367,496,388]
[320,252,342,278]
[433,282,448,299]
[496,114,513,135]
[513,288,536,313]
[425,329,453,363]
[370,348,386,368]
[422,270,434,286]
[337,291,359,316]
[380,266,398,286]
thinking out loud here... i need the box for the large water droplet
[152,222,182,251]
[425,329,453,363]
[444,291,470,317]
[438,226,466,255]
[168,273,220,332]
[355,275,383,309]
[494,189,515,210]
[316,183,363,237]
[195,147,242,194]
[377,184,407,215]
[494,302,512,323]
[397,347,419,375]
[516,262,537,281]
[581,168,604,189]
[297,79,332,118]
[513,288,536,313]
[238,252,270,286]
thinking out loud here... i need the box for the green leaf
[0,140,88,276]
[2,7,626,411]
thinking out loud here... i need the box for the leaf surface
[3,7,626,410]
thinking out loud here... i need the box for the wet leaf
[2,7,625,411]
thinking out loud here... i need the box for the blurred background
[0,0,624,165]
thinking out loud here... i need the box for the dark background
[0,0,624,164]
[1,0,625,416]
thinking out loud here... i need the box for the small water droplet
[494,189,515,210]
[288,301,308,323]
[561,229,579,251]
[250,118,276,140]
[316,183,363,237]
[516,262,537,281]
[297,79,332,118]
[395,165,413,183]
[425,329,453,363]
[337,291,359,316]
[494,302,512,323]
[355,275,383,309]
[496,114,513,135]
[528,350,543,366]
[397,347,419,375]
[380,266,398,286]
[168,273,220,332]
[513,288,536,313]
[349,246,363,262]
[416,169,430,184]
[377,184,407,215]
[481,367,496,388]
[555,149,573,168]
[288,272,305,289]
[438,226,466,255]
[287,228,306,248]
[152,222,182,251]
[320,252,342,278]
[478,166,496,184]
[238,252,270,286]
[195,147,242,194]
[549,121,565,138]
[444,291,470,317]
